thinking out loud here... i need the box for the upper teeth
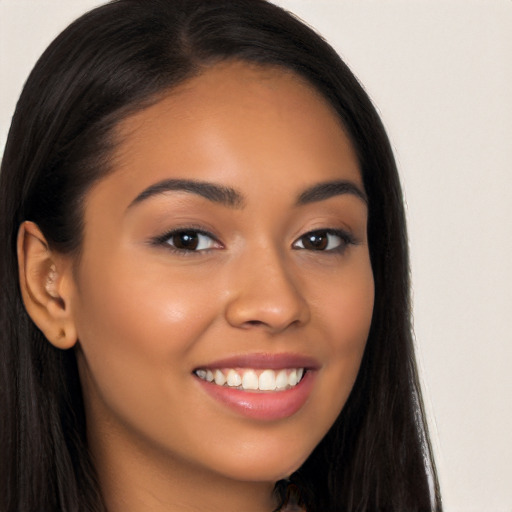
[194,368,305,391]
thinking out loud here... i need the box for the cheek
[315,253,374,353]
[71,257,219,417]
[308,254,374,411]
[75,251,218,346]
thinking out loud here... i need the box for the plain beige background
[1,1,511,510]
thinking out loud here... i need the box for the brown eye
[301,232,329,250]
[293,229,352,252]
[171,231,200,250]
[163,230,218,251]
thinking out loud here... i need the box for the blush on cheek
[323,288,374,352]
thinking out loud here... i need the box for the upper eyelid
[153,226,218,242]
[294,227,356,240]
[149,229,222,255]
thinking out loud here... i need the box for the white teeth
[275,370,288,390]
[227,369,242,387]
[195,367,306,391]
[214,369,226,386]
[196,369,207,380]
[242,370,259,390]
[259,369,276,391]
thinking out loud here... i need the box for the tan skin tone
[18,62,374,512]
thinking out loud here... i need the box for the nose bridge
[224,242,309,332]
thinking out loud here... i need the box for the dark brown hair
[0,1,441,510]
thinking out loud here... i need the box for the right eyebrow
[127,178,245,210]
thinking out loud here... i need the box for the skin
[20,62,374,512]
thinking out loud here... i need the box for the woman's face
[69,62,374,484]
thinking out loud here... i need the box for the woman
[0,0,441,511]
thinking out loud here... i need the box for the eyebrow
[128,177,367,210]
[128,179,245,209]
[296,180,367,206]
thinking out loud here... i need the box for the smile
[194,368,305,392]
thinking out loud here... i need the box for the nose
[224,247,310,333]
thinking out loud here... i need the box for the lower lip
[196,371,316,421]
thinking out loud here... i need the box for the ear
[17,221,78,349]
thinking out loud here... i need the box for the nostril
[245,320,265,327]
[242,318,302,330]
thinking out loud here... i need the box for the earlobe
[17,221,78,349]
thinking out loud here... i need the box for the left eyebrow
[127,178,245,209]
[296,180,367,206]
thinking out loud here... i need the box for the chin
[211,442,314,483]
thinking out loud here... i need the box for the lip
[195,352,320,371]
[193,353,319,421]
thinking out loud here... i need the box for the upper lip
[194,352,320,371]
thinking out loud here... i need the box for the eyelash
[151,227,357,255]
[292,229,357,254]
[151,226,222,255]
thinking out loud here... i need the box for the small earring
[46,264,59,298]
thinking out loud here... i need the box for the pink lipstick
[193,353,318,421]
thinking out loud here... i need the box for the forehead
[118,61,342,135]
[93,61,362,211]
